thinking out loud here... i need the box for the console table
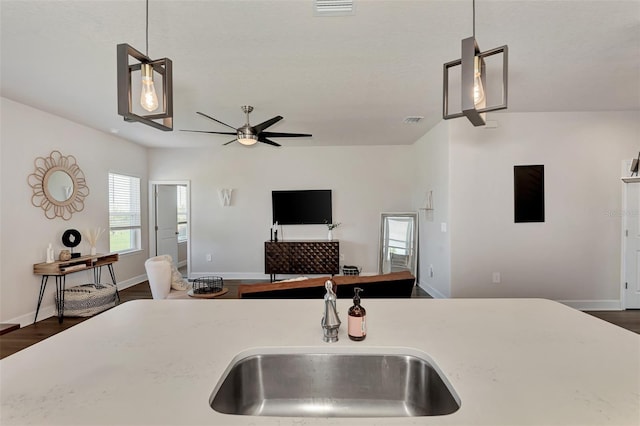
[33,253,119,323]
[264,241,339,281]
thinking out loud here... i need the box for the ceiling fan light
[237,134,258,146]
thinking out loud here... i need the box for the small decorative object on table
[59,250,71,261]
[325,221,341,241]
[62,229,82,258]
[46,243,55,263]
[188,276,228,298]
[84,227,105,256]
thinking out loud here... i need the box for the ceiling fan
[181,106,312,147]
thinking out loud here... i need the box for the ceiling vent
[315,0,354,16]
[403,116,424,124]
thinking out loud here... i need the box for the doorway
[149,181,190,278]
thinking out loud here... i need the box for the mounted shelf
[621,177,640,183]
[419,190,434,211]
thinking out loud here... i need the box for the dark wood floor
[583,310,640,334]
[1,281,638,359]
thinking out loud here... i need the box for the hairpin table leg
[107,264,120,302]
[54,276,66,324]
[34,276,49,323]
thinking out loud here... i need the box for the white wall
[148,145,416,278]
[412,119,452,298]
[448,111,640,308]
[3,98,636,323]
[0,97,149,325]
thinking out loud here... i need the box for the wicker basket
[57,283,117,317]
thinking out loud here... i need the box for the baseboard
[557,299,623,311]
[9,276,621,326]
[418,280,448,299]
[117,274,147,291]
[8,274,149,327]
[8,306,58,328]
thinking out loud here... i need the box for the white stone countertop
[1,298,639,425]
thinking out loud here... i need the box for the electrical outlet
[440,222,447,233]
[340,254,345,261]
[206,254,212,262]
[492,272,501,284]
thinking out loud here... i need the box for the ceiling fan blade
[258,137,281,147]
[261,131,312,138]
[181,130,237,135]
[196,112,238,131]
[253,116,283,133]
[223,139,237,146]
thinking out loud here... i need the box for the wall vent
[403,116,424,124]
[315,0,354,16]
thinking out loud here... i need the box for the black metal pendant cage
[192,276,224,295]
[117,43,173,131]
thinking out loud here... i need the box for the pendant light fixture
[117,0,173,131]
[443,0,508,127]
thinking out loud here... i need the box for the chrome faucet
[321,279,341,342]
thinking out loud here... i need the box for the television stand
[264,240,339,282]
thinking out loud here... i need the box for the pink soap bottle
[348,287,366,341]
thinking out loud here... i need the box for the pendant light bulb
[140,63,159,112]
[473,56,485,107]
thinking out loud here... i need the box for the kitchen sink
[210,349,460,417]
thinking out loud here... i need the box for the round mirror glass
[46,170,74,202]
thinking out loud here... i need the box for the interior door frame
[620,159,638,309]
[149,180,191,278]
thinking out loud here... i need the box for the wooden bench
[237,271,415,299]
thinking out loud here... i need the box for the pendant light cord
[472,0,476,38]
[145,0,149,56]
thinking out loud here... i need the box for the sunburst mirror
[27,151,89,220]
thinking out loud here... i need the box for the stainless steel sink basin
[210,349,460,417]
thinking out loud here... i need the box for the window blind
[108,173,141,229]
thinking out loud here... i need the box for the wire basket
[192,276,224,295]
[342,265,361,276]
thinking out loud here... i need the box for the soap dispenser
[348,287,366,341]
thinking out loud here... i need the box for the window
[177,185,188,243]
[109,173,141,253]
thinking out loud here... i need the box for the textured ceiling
[1,0,639,148]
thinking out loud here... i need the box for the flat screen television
[272,190,332,225]
[514,165,545,223]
